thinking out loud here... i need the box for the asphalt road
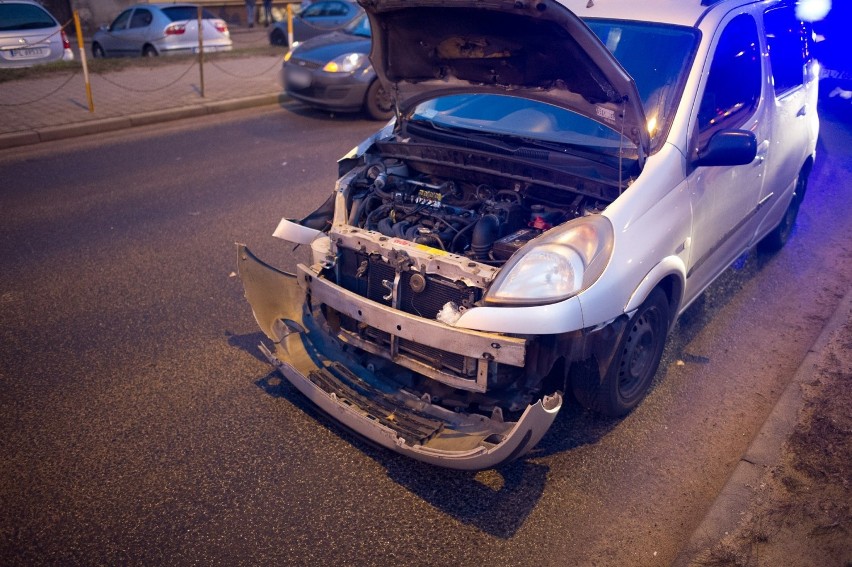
[1,103,850,566]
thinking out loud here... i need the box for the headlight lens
[322,53,367,73]
[485,215,614,305]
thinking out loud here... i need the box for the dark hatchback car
[282,15,392,120]
[269,0,361,46]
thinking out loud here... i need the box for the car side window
[110,9,132,32]
[302,3,325,17]
[697,14,762,144]
[326,2,347,16]
[129,9,152,29]
[764,4,810,94]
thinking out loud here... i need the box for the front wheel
[269,28,287,47]
[364,79,394,121]
[573,288,670,417]
[91,42,105,58]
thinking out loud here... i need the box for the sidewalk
[0,27,285,150]
[673,285,851,565]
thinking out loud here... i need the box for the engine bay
[341,157,616,266]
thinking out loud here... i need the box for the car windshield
[345,15,370,37]
[405,20,697,155]
[0,4,57,31]
[586,19,697,147]
[407,94,637,158]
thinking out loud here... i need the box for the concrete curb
[0,93,286,150]
[672,285,852,566]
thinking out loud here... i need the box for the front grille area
[336,248,481,319]
[331,247,483,376]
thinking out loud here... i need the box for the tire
[573,288,669,417]
[91,43,105,58]
[364,80,394,121]
[142,45,158,57]
[758,169,807,253]
[270,28,287,47]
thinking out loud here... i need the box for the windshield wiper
[405,119,517,153]
[405,119,626,173]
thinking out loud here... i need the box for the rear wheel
[573,288,669,416]
[142,45,158,57]
[758,168,808,253]
[91,42,105,58]
[364,80,394,121]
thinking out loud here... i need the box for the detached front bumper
[237,244,562,470]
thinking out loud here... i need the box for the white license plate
[286,67,312,89]
[10,46,48,59]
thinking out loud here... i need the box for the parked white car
[238,0,819,469]
[91,3,231,58]
[0,0,73,68]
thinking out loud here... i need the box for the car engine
[343,157,611,266]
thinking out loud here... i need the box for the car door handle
[796,105,807,117]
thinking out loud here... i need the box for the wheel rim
[371,84,393,115]
[618,309,661,400]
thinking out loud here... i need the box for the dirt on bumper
[237,244,562,470]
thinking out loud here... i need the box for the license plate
[10,46,48,59]
[286,67,312,89]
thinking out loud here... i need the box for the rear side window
[0,3,57,31]
[764,4,810,93]
[697,14,762,141]
[162,7,217,21]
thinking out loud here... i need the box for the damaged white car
[238,0,818,469]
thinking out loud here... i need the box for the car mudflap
[237,244,562,470]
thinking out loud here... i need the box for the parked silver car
[0,0,73,68]
[91,3,232,58]
[239,0,819,469]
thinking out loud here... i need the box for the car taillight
[61,29,70,49]
[165,23,186,35]
[214,21,228,33]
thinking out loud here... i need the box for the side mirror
[693,129,757,167]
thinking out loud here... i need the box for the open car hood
[358,0,649,155]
